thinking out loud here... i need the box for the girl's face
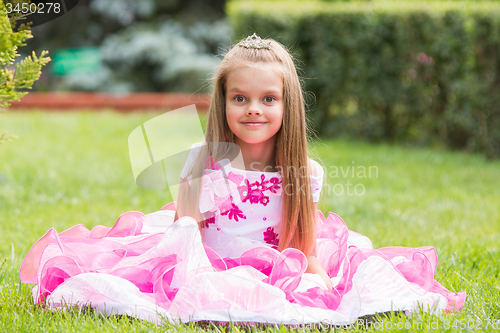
[225,64,283,146]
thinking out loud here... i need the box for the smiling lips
[242,121,267,127]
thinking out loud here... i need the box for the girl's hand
[306,255,333,290]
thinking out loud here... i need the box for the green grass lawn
[1,111,499,332]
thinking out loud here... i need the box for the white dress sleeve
[179,141,205,179]
[309,159,324,203]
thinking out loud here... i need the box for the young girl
[20,34,465,325]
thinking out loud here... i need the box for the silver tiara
[237,33,271,50]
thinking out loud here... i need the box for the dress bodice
[180,143,325,258]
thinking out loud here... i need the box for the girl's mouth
[242,122,267,127]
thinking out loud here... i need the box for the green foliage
[0,0,50,107]
[1,111,499,331]
[0,0,50,143]
[228,1,500,158]
[21,0,231,93]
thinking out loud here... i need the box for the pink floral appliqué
[196,158,284,222]
[220,201,247,222]
[201,216,215,229]
[238,174,281,207]
[197,157,241,215]
[263,227,279,249]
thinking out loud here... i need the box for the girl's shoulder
[180,142,205,179]
[308,158,324,179]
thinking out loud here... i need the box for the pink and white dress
[19,149,465,325]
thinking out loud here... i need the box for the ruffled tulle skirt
[20,208,465,325]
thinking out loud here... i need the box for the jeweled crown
[237,33,271,50]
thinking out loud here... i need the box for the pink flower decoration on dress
[217,196,233,213]
[238,174,281,207]
[220,203,247,222]
[204,156,223,171]
[201,216,216,229]
[227,171,244,185]
[267,177,281,194]
[196,159,283,218]
[198,174,240,215]
[259,195,270,206]
[263,227,279,249]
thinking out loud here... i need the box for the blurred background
[19,0,231,93]
[12,0,500,158]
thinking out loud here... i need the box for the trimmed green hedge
[228,1,500,158]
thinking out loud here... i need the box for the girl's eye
[264,96,275,103]
[235,96,246,103]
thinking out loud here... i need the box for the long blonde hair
[175,37,316,256]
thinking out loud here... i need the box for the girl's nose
[246,103,262,116]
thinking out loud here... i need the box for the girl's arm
[305,202,333,290]
[306,255,332,290]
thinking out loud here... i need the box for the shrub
[0,0,50,143]
[228,1,500,158]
